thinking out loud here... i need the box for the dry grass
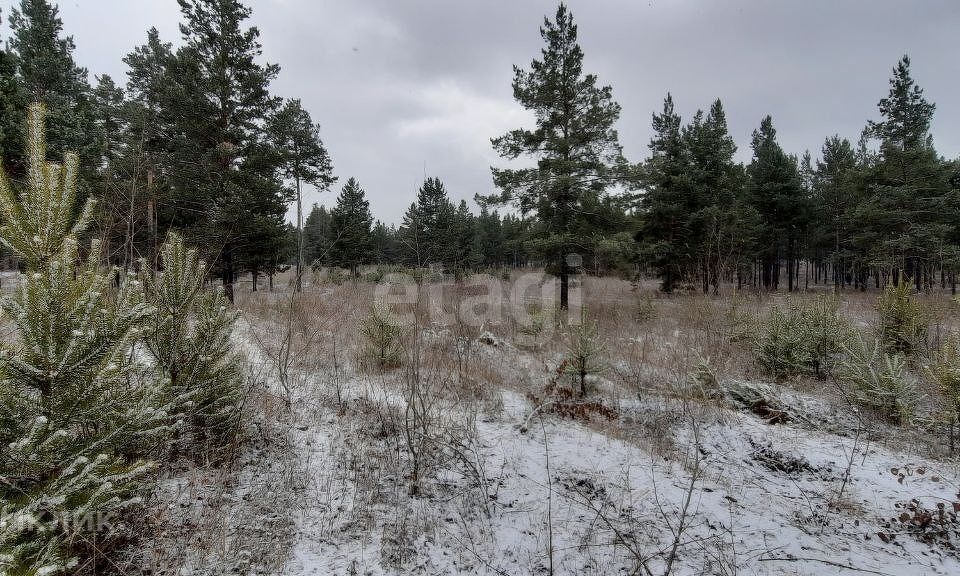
[232,268,960,434]
[126,266,960,574]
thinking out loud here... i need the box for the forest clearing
[131,271,960,575]
[1,0,959,574]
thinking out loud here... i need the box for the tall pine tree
[270,98,334,291]
[862,55,949,290]
[400,176,456,268]
[7,0,97,176]
[166,0,288,301]
[747,116,807,290]
[637,93,689,292]
[487,3,624,309]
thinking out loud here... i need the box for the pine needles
[754,295,851,379]
[140,232,243,455]
[0,104,245,574]
[361,300,403,368]
[0,104,160,575]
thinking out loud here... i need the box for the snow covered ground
[143,310,960,576]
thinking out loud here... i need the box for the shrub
[877,279,928,355]
[754,296,850,379]
[565,316,606,397]
[724,292,756,343]
[326,267,350,285]
[837,338,919,424]
[519,302,556,339]
[754,306,808,378]
[686,355,722,399]
[0,104,163,574]
[635,293,657,322]
[361,301,403,368]
[362,268,386,283]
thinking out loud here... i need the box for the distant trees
[810,135,858,289]
[637,96,753,293]
[2,0,957,298]
[684,100,749,294]
[7,0,97,171]
[637,93,689,293]
[0,11,25,170]
[487,3,624,309]
[475,206,506,267]
[633,54,958,295]
[0,0,334,298]
[746,115,807,291]
[166,0,294,302]
[303,203,332,266]
[861,56,951,290]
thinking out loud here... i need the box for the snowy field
[138,276,960,576]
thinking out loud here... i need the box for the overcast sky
[2,0,958,224]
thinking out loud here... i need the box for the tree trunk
[147,169,156,268]
[222,242,235,303]
[296,174,304,293]
[559,256,569,310]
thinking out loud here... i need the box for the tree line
[1,0,957,302]
[300,176,543,275]
[0,0,334,301]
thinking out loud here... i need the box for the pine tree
[400,177,456,268]
[117,28,176,266]
[0,104,161,575]
[685,99,748,294]
[372,220,401,265]
[747,115,808,290]
[812,135,859,288]
[140,231,242,453]
[8,0,98,175]
[270,98,335,291]
[487,3,624,309]
[87,73,136,266]
[862,55,949,290]
[637,93,690,292]
[501,213,530,268]
[303,203,332,267]
[475,206,504,268]
[0,11,26,173]
[329,177,374,277]
[166,0,288,302]
[451,199,477,272]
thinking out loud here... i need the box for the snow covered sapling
[0,104,160,575]
[361,300,403,368]
[754,305,807,379]
[754,296,850,379]
[140,232,243,454]
[565,315,606,397]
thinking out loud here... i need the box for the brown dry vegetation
[128,267,960,574]
[235,269,960,459]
